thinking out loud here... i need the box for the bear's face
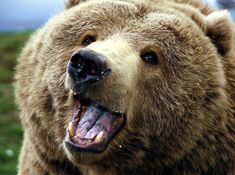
[34,0,233,169]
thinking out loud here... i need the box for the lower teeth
[94,131,104,142]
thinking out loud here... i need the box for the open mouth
[64,91,126,153]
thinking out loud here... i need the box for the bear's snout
[67,48,111,91]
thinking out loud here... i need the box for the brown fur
[15,0,235,174]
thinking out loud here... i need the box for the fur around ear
[64,0,87,9]
[205,10,234,56]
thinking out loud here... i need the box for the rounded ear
[64,0,87,9]
[205,10,234,56]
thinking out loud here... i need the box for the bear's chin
[63,142,107,165]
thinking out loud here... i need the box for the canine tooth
[94,131,104,142]
[68,122,75,137]
[73,91,78,96]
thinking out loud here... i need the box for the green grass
[0,31,32,83]
[0,31,32,175]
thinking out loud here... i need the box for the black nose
[68,48,111,89]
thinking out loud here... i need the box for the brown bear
[15,0,235,174]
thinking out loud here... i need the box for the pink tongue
[75,103,115,140]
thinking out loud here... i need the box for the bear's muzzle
[67,48,111,94]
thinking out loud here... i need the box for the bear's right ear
[64,0,86,9]
[205,11,234,56]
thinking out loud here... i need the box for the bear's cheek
[38,54,75,129]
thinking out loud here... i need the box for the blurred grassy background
[0,31,32,175]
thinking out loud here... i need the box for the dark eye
[140,51,159,65]
[82,35,96,46]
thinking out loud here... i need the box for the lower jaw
[63,139,108,165]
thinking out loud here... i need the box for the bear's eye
[82,35,96,46]
[140,51,159,65]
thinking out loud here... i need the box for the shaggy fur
[15,0,235,174]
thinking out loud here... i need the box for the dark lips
[64,95,126,153]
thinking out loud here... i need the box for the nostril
[70,53,83,69]
[87,62,98,76]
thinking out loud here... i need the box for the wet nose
[68,48,111,86]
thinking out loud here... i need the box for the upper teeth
[115,111,124,114]
[73,91,78,96]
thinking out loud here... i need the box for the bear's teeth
[94,131,104,142]
[73,91,78,96]
[114,111,124,115]
[68,122,75,137]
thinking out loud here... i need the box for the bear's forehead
[71,4,202,46]
[70,1,204,36]
[49,0,206,53]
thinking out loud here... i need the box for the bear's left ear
[205,11,234,56]
[64,0,86,9]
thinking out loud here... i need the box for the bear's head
[16,0,234,172]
